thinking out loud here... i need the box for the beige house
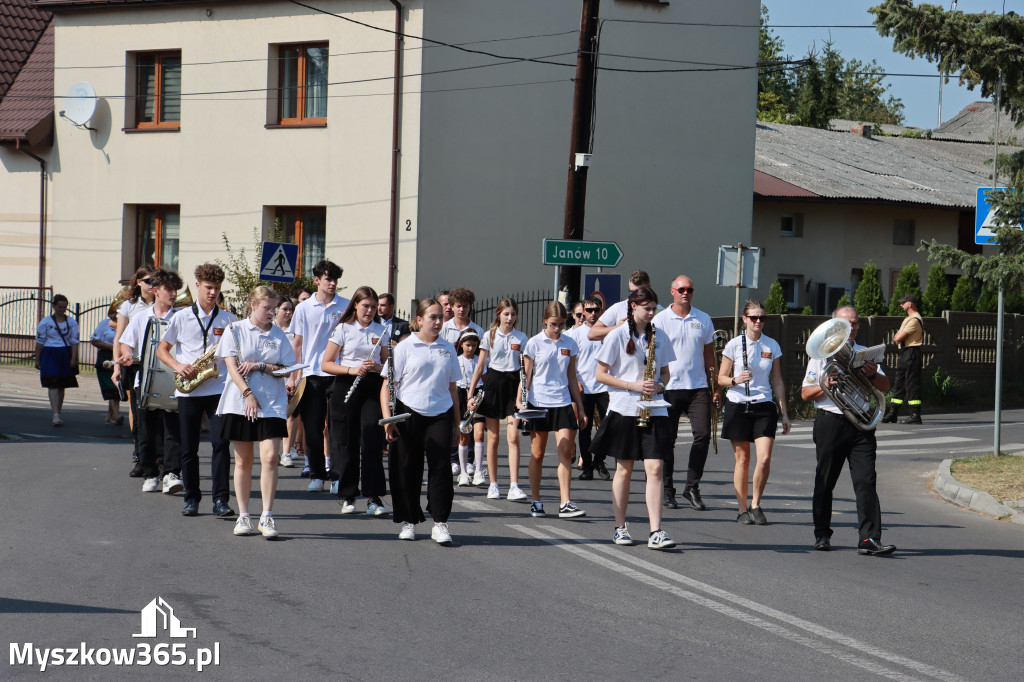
[8,0,759,314]
[752,121,1002,312]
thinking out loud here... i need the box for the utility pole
[560,0,600,305]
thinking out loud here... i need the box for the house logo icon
[133,597,197,639]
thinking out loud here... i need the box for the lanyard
[192,304,219,350]
[51,316,71,347]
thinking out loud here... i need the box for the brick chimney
[850,123,873,139]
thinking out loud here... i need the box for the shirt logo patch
[689,321,702,329]
[511,344,521,351]
[437,349,452,358]
[560,348,571,356]
[761,351,772,359]
[805,370,817,383]
[213,328,224,336]
[371,337,380,345]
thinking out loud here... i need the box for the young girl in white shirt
[455,329,487,487]
[217,286,297,539]
[322,286,390,517]
[468,298,530,502]
[274,297,303,468]
[380,299,461,544]
[518,301,588,519]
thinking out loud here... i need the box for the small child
[455,330,487,486]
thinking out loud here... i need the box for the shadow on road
[0,597,137,615]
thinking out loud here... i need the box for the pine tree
[887,263,923,316]
[921,264,951,317]
[950,275,975,312]
[801,305,814,315]
[853,263,887,316]
[836,293,851,309]
[976,283,999,313]
[792,43,843,129]
[764,279,788,314]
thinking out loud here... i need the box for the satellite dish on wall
[61,81,97,126]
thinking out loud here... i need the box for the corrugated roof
[0,21,53,145]
[932,100,1024,145]
[754,121,1013,208]
[0,0,51,100]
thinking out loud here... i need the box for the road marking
[786,436,975,450]
[950,443,1024,454]
[453,500,500,513]
[509,524,968,682]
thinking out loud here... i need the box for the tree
[792,42,843,129]
[764,279,788,314]
[801,305,814,315]
[887,262,923,316]
[216,224,316,310]
[836,293,851,309]
[854,263,887,316]
[921,264,951,316]
[976,283,999,313]
[950,275,976,312]
[839,58,906,125]
[757,5,795,123]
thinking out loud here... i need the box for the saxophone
[636,324,658,428]
[174,344,220,393]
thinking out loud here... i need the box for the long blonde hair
[488,298,518,345]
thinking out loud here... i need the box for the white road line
[510,524,968,682]
[453,500,500,513]
[787,436,975,450]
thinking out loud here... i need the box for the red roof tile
[0,0,51,100]
[0,21,53,145]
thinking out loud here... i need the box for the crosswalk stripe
[786,436,975,450]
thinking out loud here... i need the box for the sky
[762,1,1017,129]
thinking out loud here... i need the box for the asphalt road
[2,386,1022,680]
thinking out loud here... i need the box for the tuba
[805,318,885,431]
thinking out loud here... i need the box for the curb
[933,458,1024,525]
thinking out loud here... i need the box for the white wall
[0,146,52,292]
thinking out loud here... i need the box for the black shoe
[212,500,236,518]
[899,415,922,425]
[737,511,754,525]
[857,538,896,556]
[129,464,144,478]
[181,500,199,517]
[881,407,898,423]
[595,462,611,481]
[664,491,679,509]
[682,487,706,511]
[749,506,768,525]
[814,537,831,551]
[300,465,311,479]
[578,468,594,481]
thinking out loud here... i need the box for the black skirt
[526,402,578,432]
[589,411,672,461]
[720,400,778,442]
[477,369,520,420]
[219,413,288,442]
[457,387,485,424]
[39,346,78,389]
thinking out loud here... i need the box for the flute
[344,323,391,404]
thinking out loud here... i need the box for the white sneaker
[451,462,461,476]
[431,522,453,545]
[233,516,255,536]
[280,449,297,467]
[613,524,634,546]
[52,414,62,426]
[648,529,676,550]
[339,499,357,514]
[457,472,471,487]
[398,522,416,540]
[258,515,279,539]
[472,469,486,486]
[507,484,528,502]
[465,462,475,476]
[162,472,183,494]
[142,477,160,493]
[487,483,500,499]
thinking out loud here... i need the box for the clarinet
[518,349,533,436]
[344,323,391,404]
[741,331,752,413]
[378,336,410,426]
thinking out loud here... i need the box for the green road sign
[542,239,623,267]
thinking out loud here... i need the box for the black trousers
[137,407,181,478]
[298,375,333,480]
[329,373,386,500]
[664,388,712,492]
[178,394,231,505]
[388,402,455,525]
[812,410,883,542]
[579,391,610,469]
[125,365,140,458]
[891,347,922,407]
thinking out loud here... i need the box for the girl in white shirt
[274,297,303,468]
[380,299,461,545]
[591,287,676,549]
[322,286,390,517]
[467,298,529,502]
[217,286,297,539]
[717,300,791,526]
[113,265,156,472]
[518,301,588,519]
[455,329,487,487]
[34,294,80,426]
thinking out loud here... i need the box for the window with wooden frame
[275,207,326,275]
[135,206,180,271]
[276,43,328,125]
[133,51,181,129]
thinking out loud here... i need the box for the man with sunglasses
[565,296,611,480]
[653,276,717,510]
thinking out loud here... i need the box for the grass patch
[950,454,1024,504]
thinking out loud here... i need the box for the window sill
[265,123,328,129]
[123,126,180,134]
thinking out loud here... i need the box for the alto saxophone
[174,344,220,393]
[636,324,658,428]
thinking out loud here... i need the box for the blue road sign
[584,274,621,311]
[976,187,1023,245]
[259,242,299,283]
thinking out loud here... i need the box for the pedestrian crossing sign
[975,187,1021,245]
[259,241,299,283]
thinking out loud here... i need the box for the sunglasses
[676,287,694,294]
[746,315,766,322]
[140,278,153,285]
[584,308,600,313]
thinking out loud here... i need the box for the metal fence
[472,289,555,337]
[0,289,113,368]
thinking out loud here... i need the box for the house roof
[932,100,1024,145]
[0,0,50,98]
[754,121,1014,209]
[0,0,53,146]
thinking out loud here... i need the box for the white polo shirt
[596,323,674,418]
[723,333,782,404]
[523,331,579,408]
[480,327,528,372]
[327,320,389,368]
[215,319,296,420]
[162,304,237,398]
[654,305,714,390]
[440,319,483,347]
[291,294,349,378]
[457,354,484,389]
[120,306,177,389]
[35,316,79,348]
[564,324,607,395]
[384,334,460,417]
[802,342,886,415]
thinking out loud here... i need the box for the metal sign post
[716,244,761,337]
